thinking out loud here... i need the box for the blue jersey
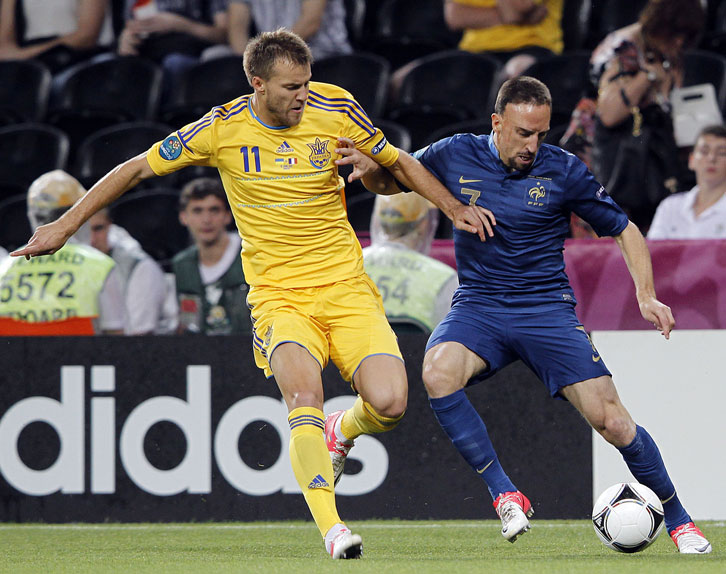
[415,134,628,310]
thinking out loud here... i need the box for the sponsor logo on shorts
[159,135,182,160]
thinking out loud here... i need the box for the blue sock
[618,425,691,532]
[429,389,516,500]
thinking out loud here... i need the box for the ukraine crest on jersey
[147,82,399,289]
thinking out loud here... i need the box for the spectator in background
[118,0,229,103]
[118,0,228,61]
[227,0,351,60]
[648,125,726,239]
[172,177,251,335]
[89,207,178,334]
[0,0,115,73]
[589,0,704,231]
[363,192,458,334]
[443,0,562,79]
[0,170,124,335]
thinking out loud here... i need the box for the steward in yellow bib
[363,193,458,333]
[0,171,124,335]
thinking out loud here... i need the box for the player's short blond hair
[243,28,313,85]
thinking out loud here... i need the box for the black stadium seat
[522,51,593,126]
[161,55,249,128]
[312,52,390,118]
[390,51,502,121]
[47,54,163,155]
[0,194,32,252]
[73,121,175,189]
[109,188,190,270]
[0,60,52,125]
[0,123,69,190]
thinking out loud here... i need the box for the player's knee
[368,387,407,420]
[286,389,324,411]
[601,412,636,447]
[422,360,462,398]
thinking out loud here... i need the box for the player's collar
[249,95,290,130]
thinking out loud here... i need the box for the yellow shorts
[248,274,402,381]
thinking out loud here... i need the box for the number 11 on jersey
[240,146,261,172]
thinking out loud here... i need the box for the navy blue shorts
[426,302,611,397]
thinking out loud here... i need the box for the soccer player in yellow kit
[12,29,494,558]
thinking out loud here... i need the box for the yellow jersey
[147,81,399,288]
[454,0,563,55]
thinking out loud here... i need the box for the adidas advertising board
[0,336,590,522]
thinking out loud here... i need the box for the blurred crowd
[1,0,725,336]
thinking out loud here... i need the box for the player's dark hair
[179,177,229,211]
[697,124,726,141]
[495,76,552,115]
[243,28,313,85]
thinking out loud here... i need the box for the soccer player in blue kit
[336,76,712,554]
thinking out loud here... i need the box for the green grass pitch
[1,520,723,573]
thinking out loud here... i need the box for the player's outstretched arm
[614,221,675,339]
[11,153,156,259]
[387,151,496,241]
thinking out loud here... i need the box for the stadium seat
[366,0,460,69]
[374,118,412,151]
[561,0,592,52]
[375,0,461,49]
[312,52,390,118]
[682,50,726,111]
[367,37,451,73]
[388,106,471,150]
[0,194,31,252]
[108,188,190,270]
[0,123,70,191]
[343,0,366,48]
[586,0,648,49]
[389,51,502,122]
[521,51,593,126]
[160,55,249,128]
[0,60,52,124]
[73,121,176,189]
[47,54,163,153]
[423,118,493,146]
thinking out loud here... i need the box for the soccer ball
[592,482,665,553]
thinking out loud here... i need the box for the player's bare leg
[561,376,711,553]
[325,355,407,484]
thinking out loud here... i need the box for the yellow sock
[288,407,341,537]
[340,396,405,440]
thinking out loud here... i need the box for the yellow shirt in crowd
[454,0,563,55]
